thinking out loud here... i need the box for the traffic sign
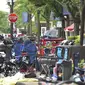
[8,13,18,23]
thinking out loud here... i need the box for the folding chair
[38,56,57,77]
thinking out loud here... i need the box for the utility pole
[7,0,14,40]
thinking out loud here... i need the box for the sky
[0,0,9,12]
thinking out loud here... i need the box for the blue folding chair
[63,48,68,60]
[56,47,63,64]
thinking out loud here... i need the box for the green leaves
[14,0,81,33]
[57,0,80,18]
[0,11,9,33]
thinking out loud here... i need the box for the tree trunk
[27,13,32,36]
[30,14,32,35]
[37,10,41,44]
[73,12,80,36]
[27,24,30,36]
[24,24,27,33]
[46,20,50,30]
[80,5,85,46]
[62,16,65,38]
[74,22,80,36]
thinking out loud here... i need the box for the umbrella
[64,23,74,32]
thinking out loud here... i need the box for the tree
[0,11,9,33]
[14,0,36,35]
[15,0,50,39]
[56,0,85,45]
[16,0,81,38]
[56,0,80,35]
[80,0,85,45]
[49,0,65,37]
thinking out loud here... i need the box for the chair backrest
[63,48,69,60]
[56,47,63,59]
[44,48,51,55]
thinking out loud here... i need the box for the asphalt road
[16,82,38,85]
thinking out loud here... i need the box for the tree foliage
[14,0,82,35]
[0,11,9,33]
[15,0,63,28]
[59,0,80,22]
[56,0,81,35]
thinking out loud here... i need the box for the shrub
[74,39,80,45]
[68,36,76,40]
[68,35,80,45]
[78,59,85,68]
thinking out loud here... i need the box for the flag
[63,8,70,15]
[22,12,28,23]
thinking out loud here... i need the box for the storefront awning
[64,23,74,32]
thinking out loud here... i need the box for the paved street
[16,82,38,85]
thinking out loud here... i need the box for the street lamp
[7,0,15,40]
